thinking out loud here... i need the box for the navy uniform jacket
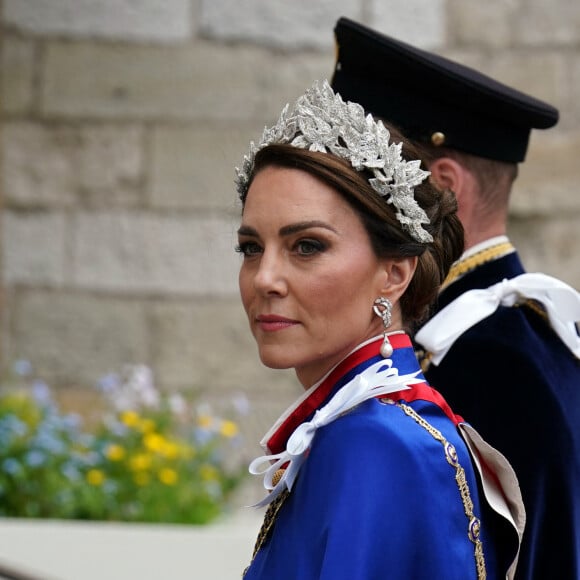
[244,336,522,579]
[419,250,580,580]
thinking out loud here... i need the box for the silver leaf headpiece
[235,80,433,244]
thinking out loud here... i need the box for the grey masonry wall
[1,1,580,476]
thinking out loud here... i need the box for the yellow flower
[220,420,239,438]
[143,432,165,453]
[1,394,36,424]
[158,468,178,486]
[86,469,105,486]
[120,410,140,428]
[160,440,180,459]
[200,464,219,481]
[137,418,155,433]
[177,442,196,459]
[134,472,150,486]
[105,444,125,461]
[129,453,152,472]
[197,415,213,429]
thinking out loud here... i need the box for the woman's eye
[295,239,325,255]
[235,241,262,257]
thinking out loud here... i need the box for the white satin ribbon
[249,358,423,507]
[415,273,580,366]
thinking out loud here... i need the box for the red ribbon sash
[267,335,464,454]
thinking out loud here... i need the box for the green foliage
[0,362,249,524]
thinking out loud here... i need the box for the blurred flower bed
[0,361,249,525]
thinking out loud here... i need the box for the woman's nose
[253,251,287,296]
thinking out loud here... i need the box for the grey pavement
[0,509,263,580]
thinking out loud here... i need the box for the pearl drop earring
[373,297,393,358]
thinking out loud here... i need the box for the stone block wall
[1,1,580,464]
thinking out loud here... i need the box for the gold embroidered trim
[393,401,487,579]
[442,241,515,292]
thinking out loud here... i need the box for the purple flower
[12,359,33,377]
[2,458,22,475]
[97,372,121,393]
[25,450,46,467]
[32,380,52,406]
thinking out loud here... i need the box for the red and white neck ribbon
[416,273,580,366]
[249,358,422,507]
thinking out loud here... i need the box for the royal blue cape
[244,336,520,579]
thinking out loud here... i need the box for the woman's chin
[259,355,294,371]
[257,346,296,370]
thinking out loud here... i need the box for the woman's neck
[296,330,407,389]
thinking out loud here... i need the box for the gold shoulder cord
[244,406,487,579]
[390,400,487,579]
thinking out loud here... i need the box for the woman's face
[237,165,390,387]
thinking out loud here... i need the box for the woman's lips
[256,315,299,332]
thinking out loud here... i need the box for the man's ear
[429,156,482,237]
[428,157,466,196]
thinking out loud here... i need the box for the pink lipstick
[256,314,299,332]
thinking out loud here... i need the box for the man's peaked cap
[331,17,559,163]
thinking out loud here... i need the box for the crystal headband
[235,80,433,243]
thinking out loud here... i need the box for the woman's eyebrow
[237,225,258,237]
[279,221,338,236]
[238,221,338,238]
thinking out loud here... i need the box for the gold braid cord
[441,241,515,292]
[394,401,487,579]
[243,478,290,577]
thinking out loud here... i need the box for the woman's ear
[379,256,418,304]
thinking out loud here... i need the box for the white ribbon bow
[249,358,423,507]
[415,273,580,366]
